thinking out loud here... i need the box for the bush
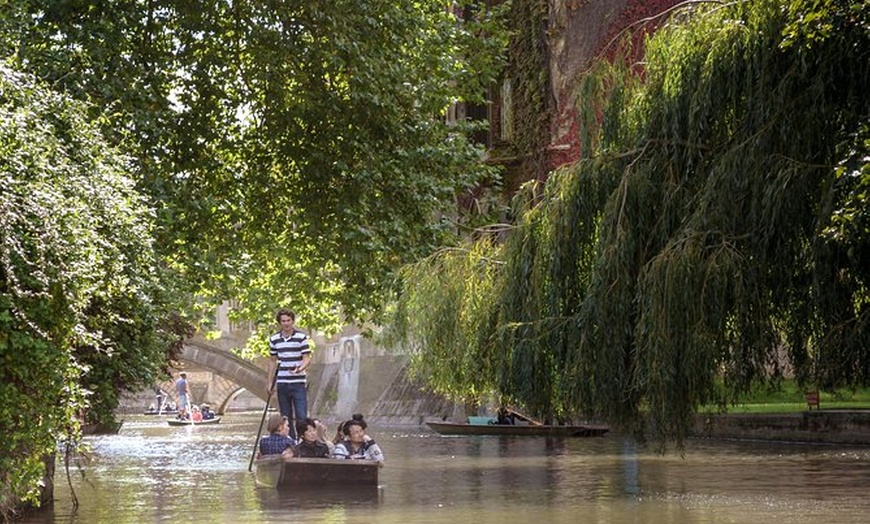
[0,63,175,518]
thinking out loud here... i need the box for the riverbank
[692,409,870,445]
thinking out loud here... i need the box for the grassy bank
[701,382,870,414]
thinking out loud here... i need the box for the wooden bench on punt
[253,456,381,491]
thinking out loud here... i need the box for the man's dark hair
[296,417,317,437]
[275,308,296,323]
[342,418,366,436]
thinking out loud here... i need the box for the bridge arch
[215,386,249,415]
[151,334,366,416]
[175,340,273,413]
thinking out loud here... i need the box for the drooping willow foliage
[391,239,505,406]
[391,0,870,442]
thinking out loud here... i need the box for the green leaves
[392,0,870,444]
[0,0,511,512]
[0,64,179,515]
[391,238,505,404]
[1,0,508,329]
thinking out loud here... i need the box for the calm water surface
[21,413,870,523]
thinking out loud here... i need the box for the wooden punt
[166,416,221,426]
[254,456,381,490]
[426,420,609,437]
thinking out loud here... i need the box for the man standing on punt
[266,308,312,440]
[175,371,190,420]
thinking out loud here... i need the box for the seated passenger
[333,413,370,442]
[331,417,384,463]
[190,405,203,422]
[496,407,515,425]
[333,420,348,446]
[259,414,295,458]
[201,404,215,420]
[293,418,331,458]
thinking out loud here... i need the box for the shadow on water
[255,486,383,511]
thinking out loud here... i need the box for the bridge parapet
[179,341,270,401]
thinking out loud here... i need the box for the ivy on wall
[503,0,552,193]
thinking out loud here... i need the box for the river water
[19,412,870,523]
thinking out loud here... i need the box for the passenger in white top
[331,418,384,463]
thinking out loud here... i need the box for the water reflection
[256,486,383,511]
[19,414,870,524]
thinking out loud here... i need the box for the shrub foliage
[0,65,180,517]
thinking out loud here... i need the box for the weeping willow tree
[391,238,505,407]
[390,0,870,442]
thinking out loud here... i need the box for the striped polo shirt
[269,329,311,384]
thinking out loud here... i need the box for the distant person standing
[176,371,190,419]
[266,309,312,439]
[155,388,165,413]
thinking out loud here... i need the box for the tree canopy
[0,0,506,332]
[392,0,870,444]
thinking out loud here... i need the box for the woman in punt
[331,417,384,463]
[293,418,331,458]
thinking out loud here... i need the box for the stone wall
[692,410,870,445]
[117,329,463,424]
[305,335,461,425]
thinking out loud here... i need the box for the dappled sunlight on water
[18,413,870,523]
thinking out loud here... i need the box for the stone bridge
[147,333,372,416]
[175,339,272,414]
[128,306,457,422]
